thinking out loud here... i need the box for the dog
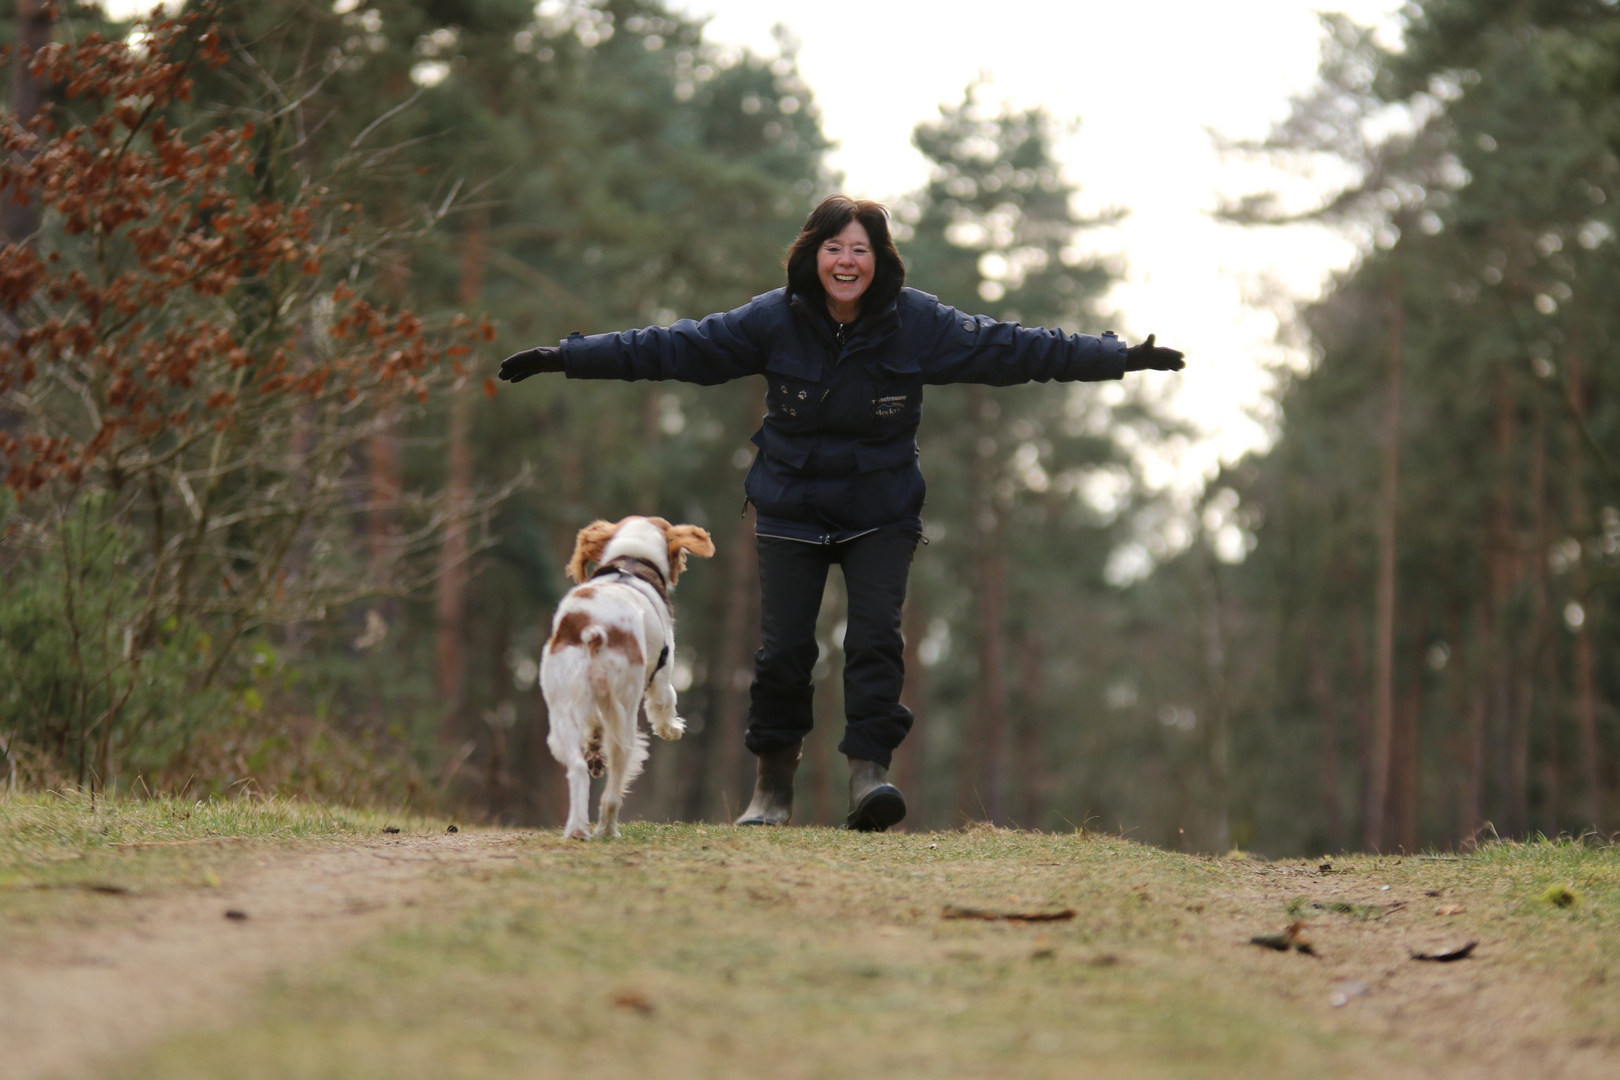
[540,516,715,839]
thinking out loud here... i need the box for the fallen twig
[941,904,1076,923]
[1410,940,1477,962]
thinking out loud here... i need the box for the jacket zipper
[755,527,880,546]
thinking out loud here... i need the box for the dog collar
[590,555,671,608]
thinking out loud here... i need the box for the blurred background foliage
[1,0,1617,855]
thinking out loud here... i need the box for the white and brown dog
[541,516,715,839]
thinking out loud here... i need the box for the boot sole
[846,784,906,832]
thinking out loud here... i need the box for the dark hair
[785,195,905,317]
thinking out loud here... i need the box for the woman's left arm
[917,301,1181,386]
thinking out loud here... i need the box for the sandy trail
[0,831,524,1080]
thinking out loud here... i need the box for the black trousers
[744,525,920,768]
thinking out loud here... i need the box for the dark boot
[846,756,906,832]
[735,742,801,826]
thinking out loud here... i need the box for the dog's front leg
[563,759,593,840]
[645,645,686,741]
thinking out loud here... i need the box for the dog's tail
[581,625,608,655]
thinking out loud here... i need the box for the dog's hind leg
[594,703,646,840]
[594,738,625,840]
[562,757,593,840]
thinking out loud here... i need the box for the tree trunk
[708,504,761,821]
[1198,553,1231,854]
[956,387,1008,824]
[1463,635,1488,845]
[485,596,512,822]
[435,214,486,749]
[1393,657,1422,852]
[1015,632,1046,828]
[1308,637,1342,850]
[1348,614,1371,842]
[435,392,472,731]
[366,410,402,569]
[1563,342,1603,828]
[1572,623,1600,827]
[1365,284,1402,851]
[367,257,411,605]
[1489,372,1521,836]
[895,595,929,819]
[979,539,1009,823]
[1517,398,1549,834]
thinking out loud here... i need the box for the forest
[0,0,1616,857]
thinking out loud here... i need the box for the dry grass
[65,822,1619,1080]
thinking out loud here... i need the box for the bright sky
[680,0,1404,492]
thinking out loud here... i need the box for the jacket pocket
[870,390,913,421]
[764,349,823,422]
[867,359,922,430]
[751,427,812,471]
[854,438,920,473]
[766,349,822,381]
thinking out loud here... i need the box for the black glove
[497,346,565,382]
[1124,334,1185,372]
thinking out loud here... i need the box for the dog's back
[541,588,652,778]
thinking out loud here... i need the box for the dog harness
[590,555,671,684]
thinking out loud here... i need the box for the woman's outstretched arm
[915,297,1182,386]
[499,296,771,387]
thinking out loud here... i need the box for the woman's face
[817,220,875,319]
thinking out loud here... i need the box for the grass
[5,800,1615,1078]
[100,824,1620,1080]
[0,789,440,926]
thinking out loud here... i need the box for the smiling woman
[818,225,874,318]
[817,224,872,321]
[787,198,901,329]
[497,194,1184,835]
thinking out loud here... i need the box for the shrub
[0,9,491,789]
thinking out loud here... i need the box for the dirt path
[1228,858,1618,1078]
[0,831,526,1080]
[3,829,1614,1080]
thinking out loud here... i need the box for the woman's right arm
[501,299,767,387]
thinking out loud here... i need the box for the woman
[499,195,1185,832]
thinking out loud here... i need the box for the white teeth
[833,274,858,282]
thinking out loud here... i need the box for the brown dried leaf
[609,989,654,1014]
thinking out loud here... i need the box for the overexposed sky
[681,0,1404,488]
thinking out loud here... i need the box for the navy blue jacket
[559,287,1127,543]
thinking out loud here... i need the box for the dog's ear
[566,520,618,583]
[664,524,715,584]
